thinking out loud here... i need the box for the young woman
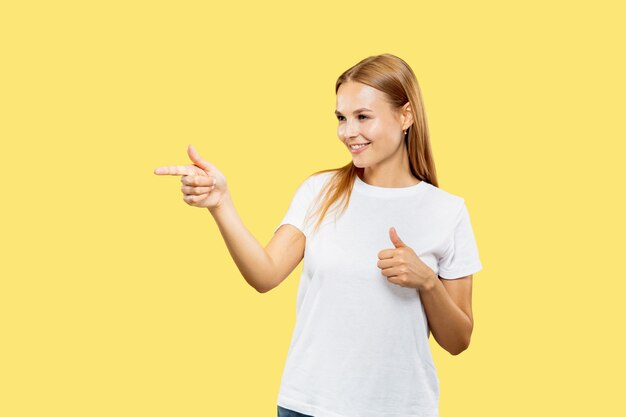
[154,53,483,417]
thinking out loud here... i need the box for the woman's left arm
[419,275,474,355]
[377,227,475,355]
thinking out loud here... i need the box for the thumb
[187,144,213,171]
[389,227,406,248]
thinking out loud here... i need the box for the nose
[341,118,359,141]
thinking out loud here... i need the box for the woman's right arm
[209,191,306,293]
[154,144,305,293]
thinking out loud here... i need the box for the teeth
[350,143,369,149]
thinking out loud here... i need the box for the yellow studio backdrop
[1,0,624,416]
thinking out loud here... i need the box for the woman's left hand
[377,227,437,291]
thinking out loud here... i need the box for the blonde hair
[304,53,439,236]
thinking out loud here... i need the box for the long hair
[305,53,439,236]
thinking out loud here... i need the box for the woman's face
[335,81,410,170]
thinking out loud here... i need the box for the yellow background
[1,0,624,415]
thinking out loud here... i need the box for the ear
[401,101,414,130]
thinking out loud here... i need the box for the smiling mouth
[348,143,370,149]
[348,142,371,154]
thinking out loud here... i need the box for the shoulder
[307,169,337,182]
[285,170,336,203]
[422,182,467,219]
[303,170,337,191]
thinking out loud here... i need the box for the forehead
[336,81,388,112]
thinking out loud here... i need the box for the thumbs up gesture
[376,227,437,291]
[154,144,229,210]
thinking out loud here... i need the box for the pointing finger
[154,165,195,176]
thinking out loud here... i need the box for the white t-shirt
[273,171,483,417]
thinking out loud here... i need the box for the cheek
[366,120,390,141]
[355,123,374,140]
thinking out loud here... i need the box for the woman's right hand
[154,144,229,210]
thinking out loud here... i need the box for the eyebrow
[334,108,373,116]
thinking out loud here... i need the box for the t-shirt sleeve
[437,201,483,279]
[273,176,317,239]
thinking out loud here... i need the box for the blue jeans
[277,404,314,417]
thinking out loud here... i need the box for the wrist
[421,270,439,292]
[208,191,233,216]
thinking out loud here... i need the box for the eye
[336,114,369,121]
